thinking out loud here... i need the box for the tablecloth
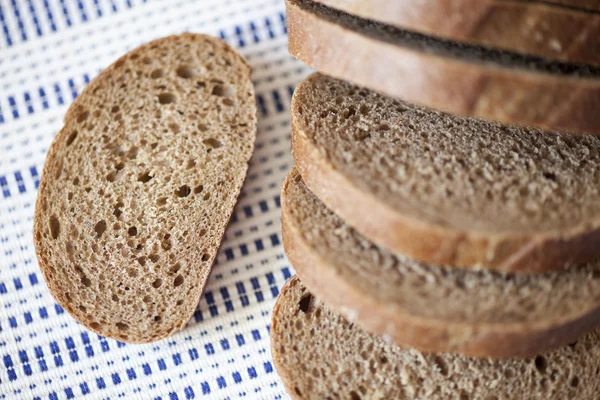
[0,1,309,398]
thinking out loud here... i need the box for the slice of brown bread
[33,34,257,343]
[529,0,600,12]
[282,168,600,358]
[286,0,600,134]
[314,0,600,65]
[292,73,600,273]
[272,275,600,400]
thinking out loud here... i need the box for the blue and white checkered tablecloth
[0,1,308,398]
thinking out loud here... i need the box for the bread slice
[271,275,600,400]
[282,168,600,358]
[314,0,600,65]
[286,0,600,135]
[292,73,600,273]
[536,0,600,12]
[33,34,256,343]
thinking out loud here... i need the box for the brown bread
[33,34,257,343]
[286,0,600,135]
[313,0,600,65]
[292,73,600,273]
[271,275,600,400]
[281,168,600,358]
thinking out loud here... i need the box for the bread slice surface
[282,168,600,358]
[33,33,257,343]
[292,73,600,273]
[286,0,600,134]
[314,0,600,65]
[271,275,600,400]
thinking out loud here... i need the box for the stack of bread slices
[271,1,600,399]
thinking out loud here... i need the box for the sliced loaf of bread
[272,275,600,400]
[314,0,600,65]
[286,0,600,134]
[33,34,257,343]
[282,168,600,358]
[292,73,600,273]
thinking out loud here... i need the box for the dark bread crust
[33,34,256,343]
[314,0,600,65]
[286,0,600,135]
[281,169,600,358]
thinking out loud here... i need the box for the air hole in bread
[203,192,210,201]
[170,263,181,274]
[158,92,176,104]
[115,162,125,172]
[168,123,180,134]
[176,65,200,79]
[543,172,557,181]
[570,376,580,387]
[294,387,302,396]
[149,253,159,263]
[535,356,547,373]
[153,315,161,322]
[66,131,78,146]
[127,268,138,278]
[222,98,234,106]
[142,295,151,303]
[175,185,191,198]
[433,355,448,376]
[106,172,117,182]
[81,276,92,287]
[137,256,146,266]
[142,57,152,65]
[128,227,137,236]
[156,197,167,207]
[377,123,390,131]
[138,172,153,183]
[112,294,119,302]
[49,215,60,239]
[459,393,469,400]
[174,275,184,287]
[298,293,313,313]
[89,322,101,330]
[212,84,235,97]
[201,253,210,262]
[198,123,209,132]
[77,111,89,123]
[113,201,124,217]
[343,106,356,119]
[186,159,196,169]
[94,220,107,238]
[111,105,119,114]
[152,278,163,288]
[196,81,206,89]
[203,138,222,149]
[116,322,129,331]
[349,391,361,400]
[151,69,165,79]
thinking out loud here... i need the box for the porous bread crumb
[282,168,600,357]
[271,276,600,400]
[33,34,256,343]
[294,73,600,233]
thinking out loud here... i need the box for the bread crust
[281,172,600,358]
[286,0,600,135]
[314,0,600,65]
